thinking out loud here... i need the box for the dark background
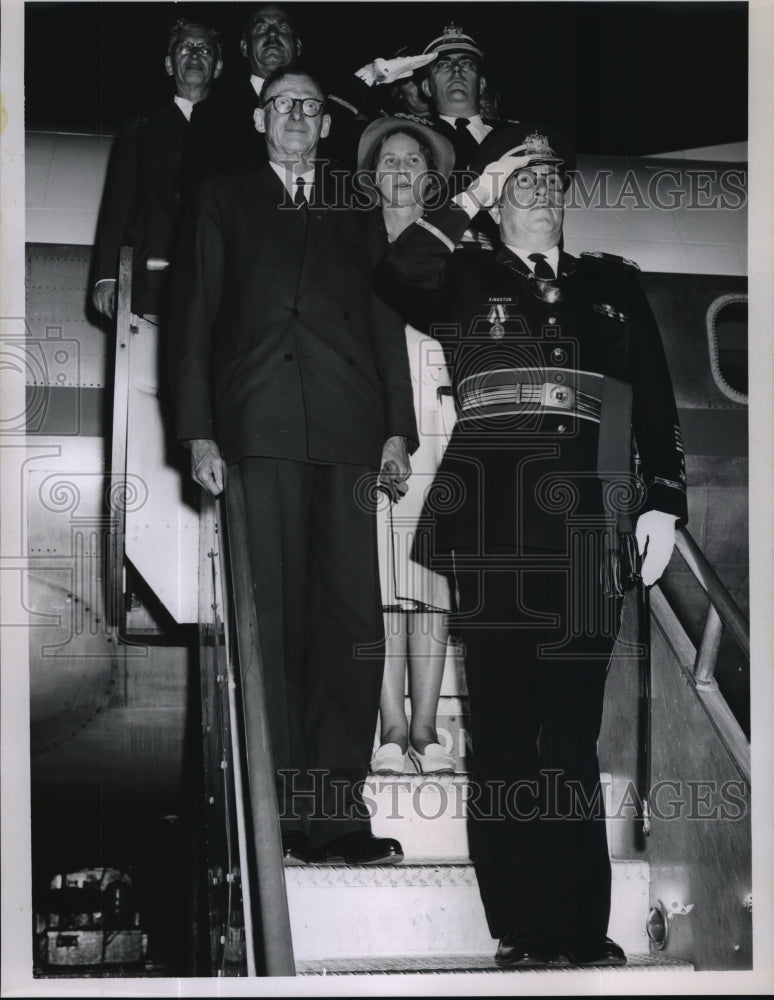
[26,1,747,155]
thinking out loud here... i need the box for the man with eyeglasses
[378,123,686,968]
[92,18,222,318]
[171,69,417,867]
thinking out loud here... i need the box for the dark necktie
[293,176,309,229]
[293,177,307,208]
[528,252,555,279]
[453,117,479,170]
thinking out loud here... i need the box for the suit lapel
[496,245,532,278]
[253,164,308,258]
[295,162,335,298]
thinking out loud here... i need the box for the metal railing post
[674,528,750,661]
[694,603,724,687]
[107,245,135,629]
[223,465,296,977]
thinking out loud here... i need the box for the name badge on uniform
[487,304,507,340]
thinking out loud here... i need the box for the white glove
[356,52,437,87]
[455,150,534,217]
[635,509,678,587]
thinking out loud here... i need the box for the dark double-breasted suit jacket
[377,201,688,563]
[171,165,416,845]
[172,164,416,464]
[93,101,189,314]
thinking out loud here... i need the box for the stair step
[367,773,616,863]
[296,953,694,975]
[367,774,469,861]
[286,859,650,961]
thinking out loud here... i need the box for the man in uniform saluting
[378,123,687,967]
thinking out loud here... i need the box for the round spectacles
[262,95,324,117]
[176,42,215,58]
[512,169,564,191]
[248,20,292,35]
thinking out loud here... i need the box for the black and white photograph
[1,0,773,994]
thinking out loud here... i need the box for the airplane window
[707,294,748,402]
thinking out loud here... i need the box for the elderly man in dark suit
[92,18,222,318]
[172,69,417,866]
[378,124,687,965]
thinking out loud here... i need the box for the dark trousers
[456,549,622,946]
[232,457,385,849]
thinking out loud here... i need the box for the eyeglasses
[176,41,215,58]
[248,20,293,35]
[262,95,324,117]
[511,169,565,192]
[433,56,479,73]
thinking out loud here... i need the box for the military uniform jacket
[377,202,687,556]
[92,101,188,314]
[170,166,417,469]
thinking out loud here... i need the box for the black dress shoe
[572,936,627,966]
[546,948,573,967]
[495,933,548,968]
[281,830,308,865]
[306,831,404,865]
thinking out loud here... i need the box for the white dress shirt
[173,95,194,122]
[505,244,560,276]
[269,161,315,202]
[439,113,491,145]
[250,75,266,99]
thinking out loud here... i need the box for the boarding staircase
[107,247,751,979]
[285,653,662,974]
[194,486,751,977]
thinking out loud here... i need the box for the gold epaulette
[456,229,495,251]
[580,251,641,271]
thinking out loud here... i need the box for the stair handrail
[221,465,296,976]
[673,527,750,686]
[107,244,135,631]
[198,495,258,975]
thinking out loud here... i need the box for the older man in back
[92,17,222,318]
[172,69,417,866]
[185,3,437,182]
[185,4,301,181]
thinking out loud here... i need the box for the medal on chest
[487,304,507,340]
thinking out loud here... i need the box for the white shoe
[408,743,456,775]
[370,743,407,775]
